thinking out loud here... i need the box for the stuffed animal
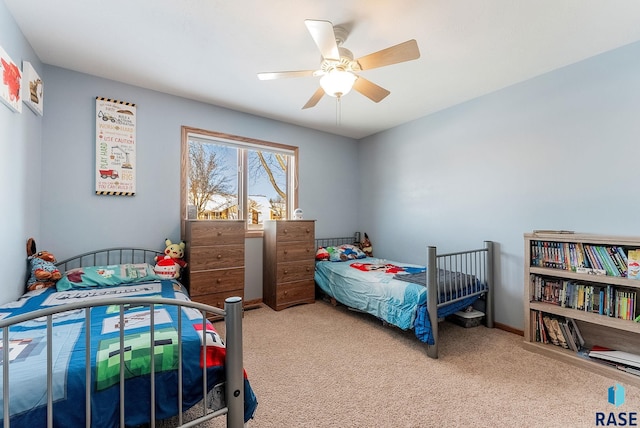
[153,255,180,279]
[155,238,187,271]
[26,238,62,291]
[359,233,373,257]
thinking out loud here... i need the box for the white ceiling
[6,0,640,139]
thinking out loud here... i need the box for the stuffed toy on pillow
[154,238,187,278]
[26,237,62,291]
[359,233,373,257]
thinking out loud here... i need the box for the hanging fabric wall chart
[95,97,137,196]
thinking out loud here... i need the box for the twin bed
[314,237,495,358]
[0,248,257,428]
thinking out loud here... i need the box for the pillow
[56,263,161,291]
[328,244,367,262]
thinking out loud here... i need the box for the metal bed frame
[315,238,494,358]
[1,248,245,428]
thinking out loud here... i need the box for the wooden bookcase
[524,231,640,388]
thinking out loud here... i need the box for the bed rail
[0,296,244,428]
[426,241,494,358]
[315,236,359,248]
[55,248,164,271]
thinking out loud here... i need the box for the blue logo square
[608,383,625,407]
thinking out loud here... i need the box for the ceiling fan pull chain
[336,96,341,126]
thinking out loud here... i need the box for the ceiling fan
[257,19,420,109]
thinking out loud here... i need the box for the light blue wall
[6,0,640,330]
[359,40,640,329]
[39,66,360,301]
[0,1,43,302]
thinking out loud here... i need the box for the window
[181,127,298,233]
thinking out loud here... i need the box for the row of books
[530,274,638,320]
[533,311,584,352]
[534,311,640,378]
[530,240,640,278]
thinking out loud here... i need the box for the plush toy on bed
[155,238,187,277]
[359,233,373,257]
[26,237,62,291]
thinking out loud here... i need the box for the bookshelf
[524,231,640,388]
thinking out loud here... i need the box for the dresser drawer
[189,267,244,296]
[277,241,315,263]
[276,260,315,283]
[276,279,315,307]
[185,221,244,246]
[276,221,314,242]
[189,245,244,270]
[192,289,245,311]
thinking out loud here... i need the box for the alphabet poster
[95,97,136,196]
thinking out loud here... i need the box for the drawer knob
[306,228,310,233]
[306,267,310,272]
[217,278,221,284]
[217,231,222,236]
[284,249,288,254]
[217,254,222,259]
[283,229,288,234]
[284,269,288,274]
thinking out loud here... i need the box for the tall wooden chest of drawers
[263,220,316,311]
[182,220,245,309]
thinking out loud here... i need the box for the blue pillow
[56,263,161,291]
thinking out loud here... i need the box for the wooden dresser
[182,220,245,309]
[263,220,316,311]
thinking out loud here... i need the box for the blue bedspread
[0,280,257,427]
[315,258,482,345]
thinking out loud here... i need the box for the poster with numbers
[95,97,136,196]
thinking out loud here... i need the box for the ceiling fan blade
[257,70,316,80]
[353,76,390,103]
[302,87,325,109]
[356,39,420,71]
[304,19,340,60]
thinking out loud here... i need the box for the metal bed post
[484,241,495,328]
[224,297,244,428]
[426,246,438,359]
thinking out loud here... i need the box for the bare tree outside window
[188,141,234,219]
[181,126,298,229]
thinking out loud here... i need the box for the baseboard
[243,298,263,311]
[495,322,523,336]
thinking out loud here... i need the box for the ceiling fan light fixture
[320,69,357,98]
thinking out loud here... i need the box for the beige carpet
[180,299,639,428]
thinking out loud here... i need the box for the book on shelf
[531,240,632,277]
[530,273,638,320]
[533,310,583,352]
[628,249,640,280]
[588,346,640,371]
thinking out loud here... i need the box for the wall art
[95,97,137,196]
[0,45,22,113]
[22,61,43,115]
